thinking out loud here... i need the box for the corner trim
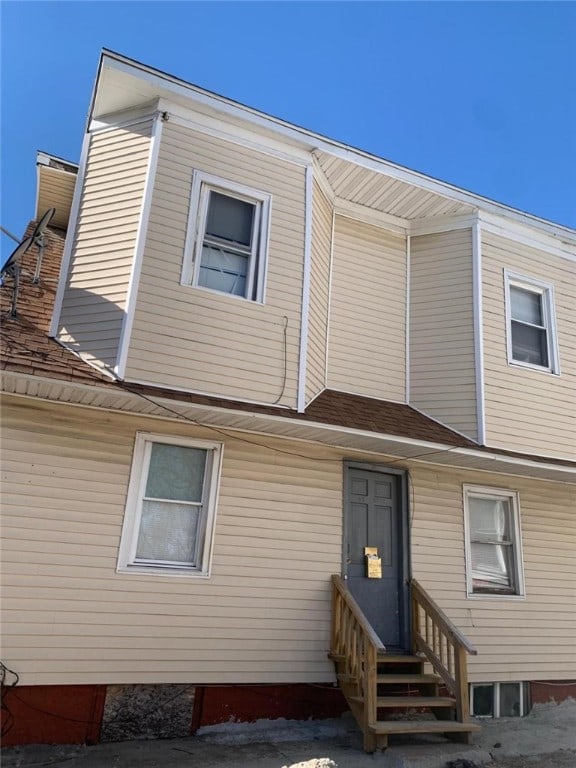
[324,207,336,388]
[49,131,91,338]
[405,236,411,402]
[472,220,486,445]
[297,165,314,412]
[114,112,164,379]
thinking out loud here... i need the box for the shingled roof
[1,222,573,467]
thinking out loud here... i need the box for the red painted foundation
[1,685,106,747]
[192,684,349,730]
[1,682,347,746]
[530,681,576,706]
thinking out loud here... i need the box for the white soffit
[2,373,575,484]
[316,153,475,220]
[36,162,77,230]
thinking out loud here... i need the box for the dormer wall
[409,228,478,440]
[123,118,307,408]
[326,216,407,403]
[55,115,154,373]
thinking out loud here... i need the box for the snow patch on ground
[196,715,356,746]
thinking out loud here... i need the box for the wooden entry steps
[330,576,480,753]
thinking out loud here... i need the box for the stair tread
[377,654,423,663]
[369,720,481,735]
[351,696,456,707]
[376,674,440,683]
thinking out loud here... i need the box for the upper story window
[118,433,223,577]
[504,270,559,374]
[463,485,525,598]
[182,171,271,302]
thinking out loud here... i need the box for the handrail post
[410,587,419,655]
[331,579,340,656]
[455,646,470,722]
[363,641,377,753]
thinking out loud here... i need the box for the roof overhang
[89,50,576,247]
[35,152,78,230]
[2,371,574,485]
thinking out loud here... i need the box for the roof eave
[91,49,576,245]
[2,371,574,484]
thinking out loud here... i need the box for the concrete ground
[3,700,575,768]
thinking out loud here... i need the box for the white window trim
[117,432,223,578]
[463,485,525,599]
[470,681,528,718]
[504,270,560,375]
[181,170,271,303]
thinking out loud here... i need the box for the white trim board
[472,221,486,445]
[297,165,314,412]
[157,99,311,168]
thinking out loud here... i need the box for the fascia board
[95,51,576,247]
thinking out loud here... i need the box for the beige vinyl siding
[57,120,153,371]
[1,397,342,686]
[2,395,575,687]
[410,229,477,439]
[410,464,576,682]
[327,217,406,401]
[124,123,306,407]
[482,231,576,460]
[305,181,332,403]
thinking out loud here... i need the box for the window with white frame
[463,486,524,597]
[505,271,559,373]
[118,433,223,577]
[470,682,529,718]
[182,171,271,302]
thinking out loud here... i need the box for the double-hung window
[504,271,559,373]
[118,433,223,577]
[182,171,271,302]
[463,486,524,597]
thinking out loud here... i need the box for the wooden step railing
[410,578,477,722]
[330,575,384,749]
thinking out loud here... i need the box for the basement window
[470,682,529,718]
[463,486,525,598]
[182,171,271,302]
[117,433,223,577]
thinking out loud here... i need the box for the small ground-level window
[471,682,529,718]
[117,433,223,577]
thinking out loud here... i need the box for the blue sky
[1,1,575,257]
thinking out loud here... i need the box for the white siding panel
[327,216,406,401]
[410,229,477,438]
[482,232,576,459]
[125,123,306,406]
[57,120,153,371]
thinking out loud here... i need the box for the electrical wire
[271,315,289,405]
[1,661,20,737]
